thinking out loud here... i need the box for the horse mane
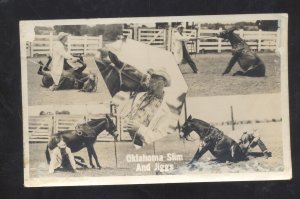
[230,32,249,47]
[191,118,211,128]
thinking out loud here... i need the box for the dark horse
[95,51,149,96]
[38,56,97,92]
[45,114,118,169]
[180,115,246,165]
[217,27,266,77]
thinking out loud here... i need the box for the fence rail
[26,33,102,57]
[123,28,279,53]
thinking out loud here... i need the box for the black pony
[217,27,266,77]
[38,56,97,92]
[46,114,118,169]
[95,51,149,97]
[180,115,246,165]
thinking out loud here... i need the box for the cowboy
[48,32,80,90]
[48,138,78,173]
[116,67,172,148]
[238,128,272,159]
[172,24,198,73]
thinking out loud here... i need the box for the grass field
[26,57,111,106]
[179,53,281,97]
[28,122,284,178]
[25,53,280,105]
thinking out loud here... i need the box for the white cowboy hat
[57,140,67,148]
[147,67,171,87]
[66,59,84,70]
[57,32,69,41]
[176,24,184,29]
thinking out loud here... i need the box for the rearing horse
[217,27,266,77]
[95,51,149,97]
[45,114,118,169]
[180,115,246,165]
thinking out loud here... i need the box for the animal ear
[187,115,192,120]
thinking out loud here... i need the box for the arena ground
[28,122,284,178]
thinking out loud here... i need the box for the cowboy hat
[176,24,184,29]
[66,59,84,70]
[147,67,171,87]
[57,140,67,148]
[57,32,69,41]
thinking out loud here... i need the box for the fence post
[83,35,87,55]
[276,28,280,50]
[258,29,262,52]
[30,40,34,57]
[166,27,172,51]
[98,35,102,49]
[230,106,235,131]
[67,35,71,54]
[218,27,222,53]
[49,32,53,56]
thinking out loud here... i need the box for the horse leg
[86,146,95,168]
[90,145,102,169]
[188,146,209,166]
[243,63,266,77]
[231,143,248,162]
[45,145,51,164]
[74,156,88,168]
[232,71,245,76]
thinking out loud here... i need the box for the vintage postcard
[20,14,291,187]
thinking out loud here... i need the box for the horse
[38,56,97,92]
[45,114,118,169]
[95,51,149,97]
[180,115,246,165]
[217,27,266,77]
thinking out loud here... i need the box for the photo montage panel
[20,14,291,187]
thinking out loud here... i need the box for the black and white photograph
[20,14,290,187]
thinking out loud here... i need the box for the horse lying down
[46,114,118,169]
[217,27,266,77]
[37,56,98,92]
[180,115,271,166]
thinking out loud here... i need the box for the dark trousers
[182,43,198,73]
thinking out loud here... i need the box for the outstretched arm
[222,54,239,75]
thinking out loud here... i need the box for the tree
[53,25,81,36]
[256,20,279,31]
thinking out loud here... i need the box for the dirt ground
[26,57,111,106]
[28,122,284,179]
[179,53,281,97]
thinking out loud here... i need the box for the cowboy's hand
[126,120,141,132]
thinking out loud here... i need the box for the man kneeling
[48,139,78,174]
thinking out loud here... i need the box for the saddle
[203,128,224,145]
[75,123,96,137]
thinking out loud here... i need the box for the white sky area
[185,93,281,123]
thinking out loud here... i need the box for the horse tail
[45,145,51,164]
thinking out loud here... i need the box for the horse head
[179,115,194,140]
[104,114,119,140]
[180,115,212,140]
[217,27,238,39]
[108,51,149,93]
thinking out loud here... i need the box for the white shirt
[51,41,73,85]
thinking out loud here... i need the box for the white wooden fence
[28,114,116,143]
[138,28,167,49]
[27,33,102,57]
[123,28,279,53]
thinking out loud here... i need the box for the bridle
[108,62,147,93]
